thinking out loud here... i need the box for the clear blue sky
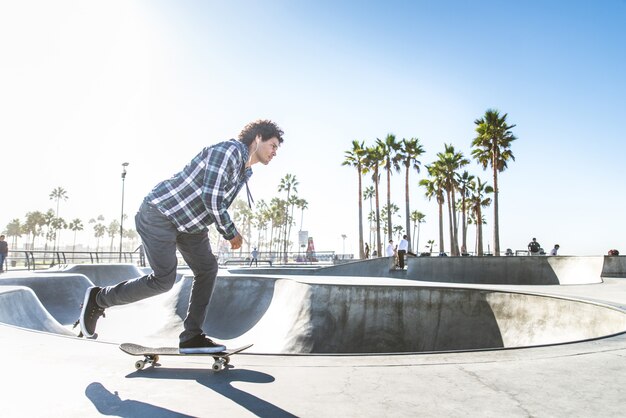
[1,0,625,255]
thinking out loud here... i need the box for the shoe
[179,334,226,354]
[79,286,105,338]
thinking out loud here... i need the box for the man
[397,235,409,269]
[79,120,284,353]
[0,235,8,273]
[249,247,259,267]
[528,238,541,256]
[549,244,560,256]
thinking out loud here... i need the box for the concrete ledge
[602,255,626,277]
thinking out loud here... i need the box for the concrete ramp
[546,256,605,284]
[405,256,604,285]
[0,273,93,325]
[1,271,624,354]
[46,263,144,287]
[229,256,605,285]
[96,275,626,354]
[0,286,74,335]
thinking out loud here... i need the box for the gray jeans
[97,200,219,343]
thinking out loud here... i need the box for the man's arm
[201,145,241,240]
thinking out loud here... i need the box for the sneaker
[179,334,226,354]
[79,286,105,338]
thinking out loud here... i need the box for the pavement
[1,257,626,417]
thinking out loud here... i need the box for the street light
[119,162,129,262]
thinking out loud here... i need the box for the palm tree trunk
[446,192,454,255]
[375,171,382,256]
[451,189,459,256]
[386,167,392,242]
[438,201,445,254]
[404,167,411,252]
[357,170,364,259]
[477,206,484,256]
[492,149,500,256]
[461,194,467,253]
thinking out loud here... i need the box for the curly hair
[238,120,284,146]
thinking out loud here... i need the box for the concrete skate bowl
[2,272,626,354]
[227,256,606,285]
[199,278,626,354]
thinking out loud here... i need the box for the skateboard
[119,342,253,372]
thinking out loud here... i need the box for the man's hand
[229,233,243,250]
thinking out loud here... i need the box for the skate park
[1,256,626,417]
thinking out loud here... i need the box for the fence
[1,249,352,272]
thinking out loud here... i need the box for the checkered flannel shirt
[147,139,252,240]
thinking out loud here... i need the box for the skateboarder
[79,120,284,353]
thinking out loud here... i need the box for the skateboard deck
[119,342,253,372]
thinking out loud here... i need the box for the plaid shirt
[147,139,252,239]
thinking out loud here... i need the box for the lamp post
[119,162,129,262]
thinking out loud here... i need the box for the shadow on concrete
[124,368,297,417]
[85,382,195,417]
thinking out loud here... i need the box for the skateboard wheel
[212,358,225,371]
[153,355,160,363]
[135,360,146,370]
[224,357,230,365]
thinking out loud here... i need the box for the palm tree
[296,198,308,232]
[278,174,298,262]
[427,239,435,254]
[49,187,68,251]
[363,186,375,251]
[363,144,385,256]
[410,211,426,255]
[377,134,401,242]
[433,144,469,256]
[420,167,446,255]
[108,220,120,252]
[468,177,493,256]
[472,109,517,256]
[381,203,400,238]
[253,199,269,252]
[43,209,55,253]
[342,140,367,259]
[24,211,46,249]
[232,198,253,255]
[269,197,287,257]
[398,137,425,252]
[457,170,475,254]
[5,219,21,249]
[68,218,84,252]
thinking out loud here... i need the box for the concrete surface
[227,255,613,285]
[1,257,626,417]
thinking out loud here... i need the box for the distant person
[364,243,370,259]
[79,120,284,354]
[505,248,514,256]
[0,235,7,273]
[386,240,394,257]
[528,238,541,256]
[608,249,620,256]
[249,247,259,267]
[549,244,560,256]
[398,235,409,269]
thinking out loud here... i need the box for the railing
[217,251,348,266]
[1,250,141,271]
[0,249,352,272]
